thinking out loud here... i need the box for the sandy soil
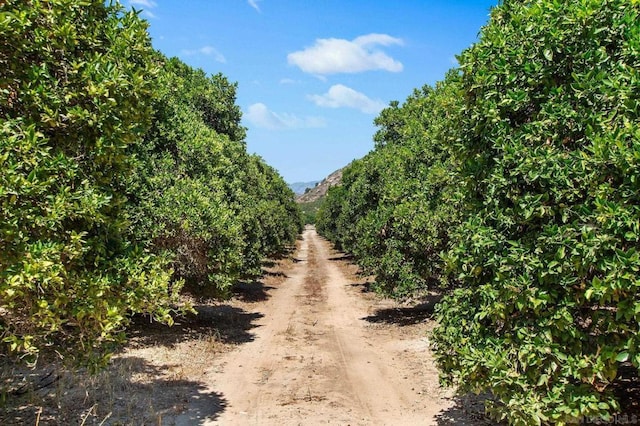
[166,226,481,426]
[1,225,490,425]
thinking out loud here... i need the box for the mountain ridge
[296,168,343,204]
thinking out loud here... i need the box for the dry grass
[0,255,296,425]
[0,321,232,425]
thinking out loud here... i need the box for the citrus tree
[433,0,640,422]
[0,0,180,366]
[128,56,302,296]
[317,73,463,298]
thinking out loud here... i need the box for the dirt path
[0,226,489,425]
[172,226,464,425]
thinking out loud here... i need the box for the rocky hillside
[296,168,343,203]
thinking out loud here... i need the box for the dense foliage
[128,56,302,296]
[0,0,179,366]
[317,72,463,298]
[0,0,301,366]
[318,0,640,422]
[434,0,640,423]
[298,199,323,225]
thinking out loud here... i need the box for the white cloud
[128,0,157,18]
[129,0,157,7]
[287,33,403,75]
[181,46,226,63]
[245,103,326,130]
[248,0,261,12]
[308,84,386,114]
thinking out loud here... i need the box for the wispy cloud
[129,0,157,7]
[308,84,386,114]
[128,0,157,18]
[248,0,262,12]
[181,46,226,63]
[288,33,403,75]
[245,103,326,130]
[279,78,299,85]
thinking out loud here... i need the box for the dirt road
[172,226,471,425]
[1,226,487,425]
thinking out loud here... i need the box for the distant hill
[288,181,320,195]
[296,168,343,204]
[296,168,343,224]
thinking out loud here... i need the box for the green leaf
[616,352,629,362]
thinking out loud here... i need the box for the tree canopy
[318,0,640,422]
[0,0,301,368]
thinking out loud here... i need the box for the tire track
[175,226,454,425]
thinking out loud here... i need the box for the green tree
[0,0,180,366]
[317,72,464,298]
[433,0,640,423]
[128,55,302,296]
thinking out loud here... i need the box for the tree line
[0,0,302,369]
[316,0,640,423]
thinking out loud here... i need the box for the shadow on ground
[129,304,264,348]
[169,387,228,426]
[350,281,373,293]
[361,295,441,326]
[328,254,354,261]
[264,270,288,278]
[232,279,276,303]
[434,394,496,425]
[0,357,228,426]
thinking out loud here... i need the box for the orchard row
[317,0,640,423]
[0,1,302,369]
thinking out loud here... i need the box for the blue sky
[128,0,498,183]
